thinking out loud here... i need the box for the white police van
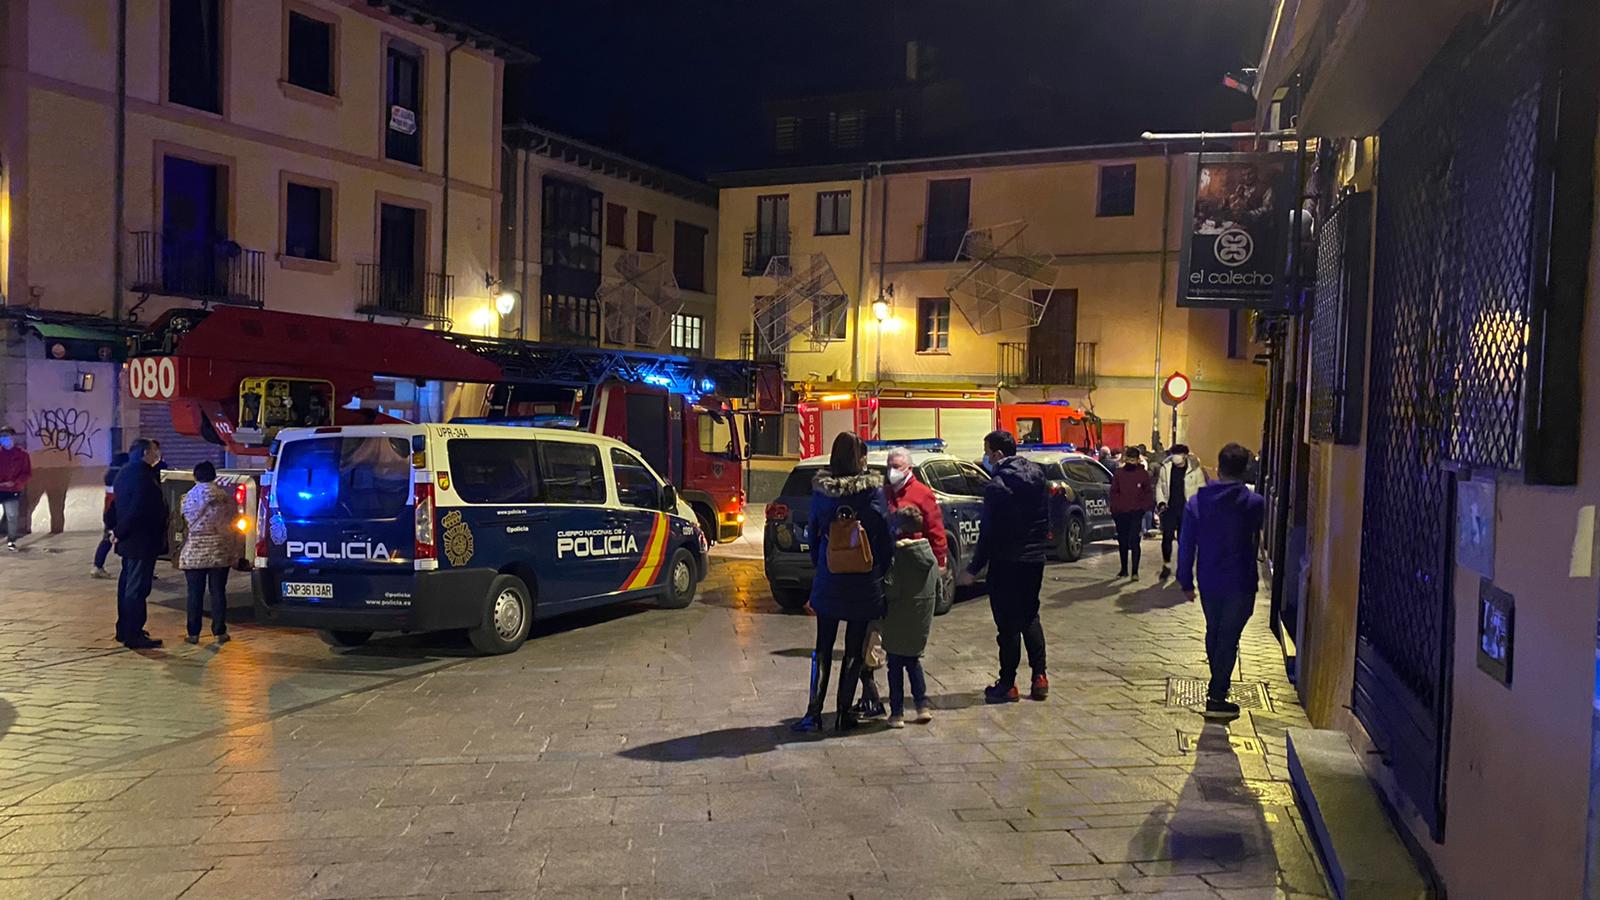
[252,423,708,654]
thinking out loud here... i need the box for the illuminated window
[670,313,703,354]
[916,298,950,353]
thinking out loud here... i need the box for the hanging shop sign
[1177,152,1296,310]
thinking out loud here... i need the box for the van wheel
[320,630,372,648]
[469,575,533,655]
[772,585,809,611]
[658,549,698,609]
[1059,514,1086,562]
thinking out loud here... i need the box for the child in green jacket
[882,505,942,727]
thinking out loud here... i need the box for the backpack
[826,504,875,574]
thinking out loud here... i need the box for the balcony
[916,223,970,263]
[743,228,791,276]
[127,231,265,307]
[998,340,1097,387]
[740,331,787,366]
[356,263,453,324]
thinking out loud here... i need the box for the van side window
[537,441,607,504]
[610,448,661,510]
[446,439,540,504]
[955,462,991,495]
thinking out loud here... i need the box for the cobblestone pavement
[0,531,1328,899]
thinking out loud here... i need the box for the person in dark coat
[1178,443,1267,719]
[793,431,895,733]
[91,452,130,578]
[106,439,168,648]
[1109,447,1155,578]
[959,430,1052,703]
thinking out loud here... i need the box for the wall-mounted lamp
[74,372,95,392]
[495,290,518,316]
[872,282,895,322]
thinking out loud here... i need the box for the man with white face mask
[883,448,948,569]
[0,427,32,550]
[1155,443,1208,580]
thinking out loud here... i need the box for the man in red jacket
[0,427,32,550]
[884,447,948,568]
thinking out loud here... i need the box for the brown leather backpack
[826,504,875,574]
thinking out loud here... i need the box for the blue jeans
[0,495,20,542]
[887,653,927,716]
[94,532,113,568]
[1200,592,1255,701]
[116,555,156,641]
[185,567,230,637]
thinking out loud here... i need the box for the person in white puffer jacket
[1155,444,1210,581]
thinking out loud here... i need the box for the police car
[762,439,986,617]
[252,423,708,655]
[1014,445,1116,561]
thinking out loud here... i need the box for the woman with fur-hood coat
[792,432,895,733]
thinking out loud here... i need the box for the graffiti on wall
[25,408,103,461]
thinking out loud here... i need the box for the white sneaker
[90,566,110,579]
[914,706,933,723]
[886,714,905,729]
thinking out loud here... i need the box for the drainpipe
[440,39,467,323]
[111,0,127,450]
[874,167,890,387]
[1151,144,1173,447]
[849,165,872,384]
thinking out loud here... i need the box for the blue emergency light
[865,438,946,452]
[449,415,580,429]
[1019,442,1079,453]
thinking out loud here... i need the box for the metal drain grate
[1197,778,1296,806]
[1165,677,1273,712]
[1176,731,1263,755]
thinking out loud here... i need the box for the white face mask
[1170,454,1186,467]
[887,466,910,488]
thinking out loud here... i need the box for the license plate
[282,582,334,599]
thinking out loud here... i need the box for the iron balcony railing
[998,340,1097,387]
[356,263,453,323]
[739,331,787,365]
[916,222,970,263]
[128,231,265,307]
[743,228,791,276]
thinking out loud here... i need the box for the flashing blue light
[865,438,946,452]
[1019,442,1079,453]
[700,378,716,393]
[642,373,674,389]
[296,490,315,500]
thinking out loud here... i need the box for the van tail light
[253,490,270,565]
[414,483,437,562]
[234,484,248,506]
[765,501,789,521]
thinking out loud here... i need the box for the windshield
[697,411,737,458]
[276,436,413,519]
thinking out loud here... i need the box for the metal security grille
[1357,1,1553,841]
[1307,192,1372,444]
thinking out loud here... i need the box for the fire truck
[128,307,780,553]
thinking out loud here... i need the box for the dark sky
[428,1,1272,178]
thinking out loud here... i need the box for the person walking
[881,505,940,727]
[91,452,130,578]
[958,430,1051,703]
[1155,444,1208,581]
[1177,443,1267,719]
[1109,447,1155,578]
[0,427,33,550]
[178,462,235,645]
[793,431,895,733]
[107,439,168,649]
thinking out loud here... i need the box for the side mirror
[660,483,678,512]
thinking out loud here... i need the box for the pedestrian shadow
[620,724,823,761]
[1115,586,1190,615]
[919,691,986,711]
[0,697,14,741]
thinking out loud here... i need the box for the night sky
[427,1,1272,178]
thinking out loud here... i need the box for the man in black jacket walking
[107,439,168,648]
[959,430,1052,703]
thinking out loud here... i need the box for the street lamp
[495,290,518,317]
[872,297,890,322]
[872,284,894,384]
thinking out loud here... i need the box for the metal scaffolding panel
[750,252,849,355]
[945,220,1058,334]
[597,252,683,349]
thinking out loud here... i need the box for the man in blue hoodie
[960,430,1052,703]
[1177,443,1265,719]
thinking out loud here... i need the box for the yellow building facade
[714,145,1266,463]
[0,0,512,531]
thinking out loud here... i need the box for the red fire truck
[128,307,780,547]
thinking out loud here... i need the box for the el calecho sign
[1177,151,1296,310]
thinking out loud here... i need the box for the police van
[252,423,708,654]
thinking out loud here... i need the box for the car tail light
[234,484,248,506]
[414,483,437,561]
[766,501,789,521]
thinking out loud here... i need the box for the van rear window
[779,466,821,498]
[276,436,412,519]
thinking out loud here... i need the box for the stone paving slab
[0,532,1328,897]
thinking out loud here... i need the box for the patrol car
[1014,445,1116,561]
[252,423,708,655]
[762,440,986,616]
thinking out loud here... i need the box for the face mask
[1170,454,1186,467]
[887,466,909,488]
[0,437,12,450]
[979,456,996,475]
